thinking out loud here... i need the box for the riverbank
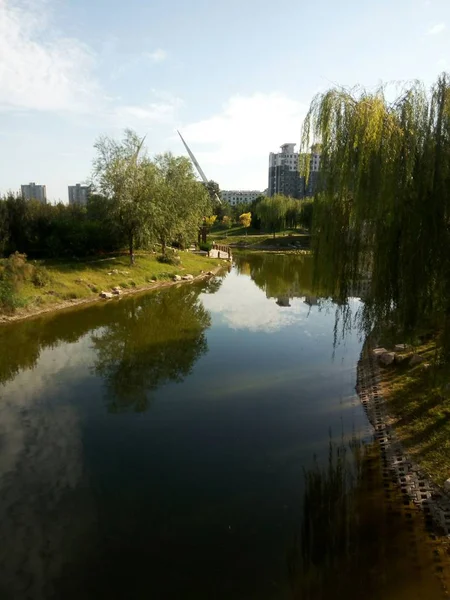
[0,252,224,324]
[208,225,310,251]
[357,339,450,536]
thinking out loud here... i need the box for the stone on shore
[112,286,122,295]
[395,344,408,352]
[410,354,424,366]
[182,274,194,280]
[380,352,396,366]
[173,275,182,282]
[395,353,408,364]
[373,347,388,357]
[100,291,113,299]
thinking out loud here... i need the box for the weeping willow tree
[300,74,450,354]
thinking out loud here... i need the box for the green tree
[255,195,290,238]
[203,180,221,203]
[153,153,211,253]
[92,129,155,264]
[300,74,450,355]
[0,198,9,255]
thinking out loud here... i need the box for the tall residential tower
[268,144,305,198]
[68,184,91,206]
[21,182,47,204]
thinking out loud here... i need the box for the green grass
[379,339,450,485]
[3,251,219,316]
[208,225,310,249]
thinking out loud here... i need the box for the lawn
[378,338,450,485]
[1,251,221,317]
[208,225,310,249]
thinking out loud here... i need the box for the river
[0,253,449,599]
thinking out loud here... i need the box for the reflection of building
[221,190,263,206]
[68,184,91,206]
[276,297,291,307]
[268,143,305,199]
[21,182,47,203]
[304,296,318,307]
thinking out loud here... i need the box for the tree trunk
[129,233,134,265]
[161,239,166,255]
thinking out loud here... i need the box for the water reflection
[0,254,446,599]
[236,253,316,303]
[92,286,212,412]
[290,439,450,600]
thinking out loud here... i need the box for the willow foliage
[300,74,450,350]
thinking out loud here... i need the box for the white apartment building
[268,144,305,198]
[68,184,91,206]
[221,190,264,206]
[21,182,47,204]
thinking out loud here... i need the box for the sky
[0,0,449,202]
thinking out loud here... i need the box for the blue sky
[0,0,449,202]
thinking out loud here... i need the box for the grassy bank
[378,339,450,486]
[208,225,310,249]
[0,251,222,321]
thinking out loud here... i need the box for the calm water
[0,254,448,599]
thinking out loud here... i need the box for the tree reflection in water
[289,439,450,600]
[91,284,212,413]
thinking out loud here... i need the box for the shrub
[4,252,32,284]
[157,252,181,266]
[0,279,19,313]
[32,266,51,288]
[198,242,212,252]
[128,280,136,287]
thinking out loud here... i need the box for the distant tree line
[0,129,211,261]
[210,190,314,236]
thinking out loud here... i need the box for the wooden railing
[211,243,232,258]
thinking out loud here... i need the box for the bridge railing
[211,243,232,258]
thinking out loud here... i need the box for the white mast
[177,130,221,204]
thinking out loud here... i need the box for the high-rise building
[68,184,91,206]
[220,190,264,206]
[268,143,305,199]
[21,182,47,204]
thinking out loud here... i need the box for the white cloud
[179,93,306,189]
[145,48,167,63]
[112,96,183,128]
[0,0,99,112]
[426,22,446,35]
[201,271,307,332]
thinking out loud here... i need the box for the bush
[4,252,32,283]
[0,279,19,313]
[198,242,212,252]
[157,252,181,266]
[32,265,51,288]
